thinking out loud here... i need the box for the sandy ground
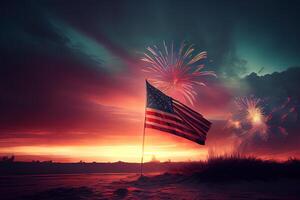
[1,173,300,200]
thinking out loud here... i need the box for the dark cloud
[236,67,300,157]
[243,67,300,100]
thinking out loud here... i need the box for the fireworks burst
[227,96,268,140]
[236,97,265,126]
[227,96,298,141]
[141,41,216,105]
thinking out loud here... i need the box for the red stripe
[173,100,211,127]
[173,104,211,131]
[173,105,210,131]
[173,105,210,132]
[146,117,198,136]
[173,99,203,118]
[145,124,205,145]
[173,106,209,135]
[174,103,211,127]
[146,110,182,123]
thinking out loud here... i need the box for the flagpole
[140,80,147,177]
[140,116,146,177]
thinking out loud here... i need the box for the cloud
[0,1,144,135]
[48,17,125,73]
[234,67,300,158]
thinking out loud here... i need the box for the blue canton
[146,81,174,114]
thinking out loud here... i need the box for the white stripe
[173,100,203,118]
[146,107,181,120]
[146,108,201,137]
[173,101,206,124]
[173,107,208,137]
[147,105,208,137]
[145,121,206,140]
[146,114,194,132]
[173,103,210,130]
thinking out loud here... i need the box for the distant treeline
[0,161,185,175]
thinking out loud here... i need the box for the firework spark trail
[265,97,298,136]
[266,97,291,121]
[278,99,297,123]
[141,41,216,105]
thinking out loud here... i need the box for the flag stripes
[145,107,207,145]
[173,100,211,127]
[145,80,211,145]
[173,104,210,134]
[146,108,198,136]
[145,123,205,145]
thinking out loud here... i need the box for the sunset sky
[1,0,300,162]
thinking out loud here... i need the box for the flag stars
[146,81,174,113]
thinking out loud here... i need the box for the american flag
[145,81,211,145]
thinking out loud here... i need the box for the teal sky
[235,26,300,76]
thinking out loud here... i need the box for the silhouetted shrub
[171,155,300,182]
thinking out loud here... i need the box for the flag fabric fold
[145,80,211,145]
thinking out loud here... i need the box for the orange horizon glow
[0,145,208,163]
[1,79,296,163]
[0,141,209,163]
